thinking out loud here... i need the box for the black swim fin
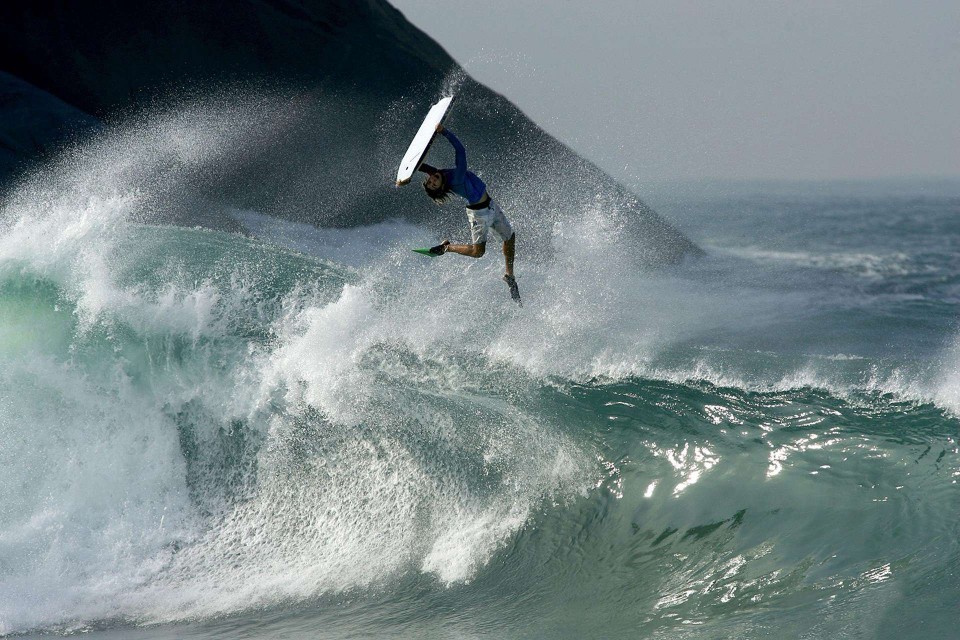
[503,274,522,306]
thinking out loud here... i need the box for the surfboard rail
[395,96,454,186]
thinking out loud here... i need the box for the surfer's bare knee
[470,242,486,258]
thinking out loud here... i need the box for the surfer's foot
[503,274,522,306]
[429,240,450,255]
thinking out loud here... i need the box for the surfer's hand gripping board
[395,96,454,186]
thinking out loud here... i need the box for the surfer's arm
[440,128,467,183]
[418,163,438,175]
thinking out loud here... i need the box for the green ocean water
[2,105,960,639]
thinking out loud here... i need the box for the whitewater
[1,98,959,639]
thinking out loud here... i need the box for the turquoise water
[2,107,959,639]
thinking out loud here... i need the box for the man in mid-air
[418,124,521,305]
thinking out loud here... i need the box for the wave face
[2,102,960,639]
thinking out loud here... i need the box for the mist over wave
[2,96,959,638]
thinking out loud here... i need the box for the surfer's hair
[424,181,451,205]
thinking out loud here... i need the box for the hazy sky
[390,1,959,184]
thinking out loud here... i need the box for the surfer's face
[426,172,443,190]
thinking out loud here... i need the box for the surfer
[419,124,521,304]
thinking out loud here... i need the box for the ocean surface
[1,104,959,639]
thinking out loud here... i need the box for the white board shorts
[466,199,514,245]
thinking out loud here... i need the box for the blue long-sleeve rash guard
[419,129,487,205]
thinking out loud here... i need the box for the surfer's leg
[444,242,486,258]
[439,208,489,258]
[502,233,515,277]
[486,200,516,277]
[484,200,520,303]
[501,236,521,305]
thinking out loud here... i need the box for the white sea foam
[714,245,918,279]
[239,200,943,412]
[932,337,960,417]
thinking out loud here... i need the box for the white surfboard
[395,96,454,186]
